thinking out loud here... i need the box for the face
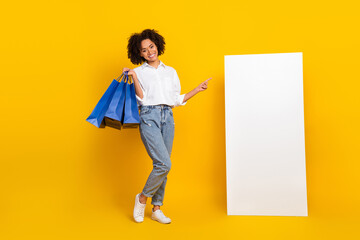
[140,39,158,62]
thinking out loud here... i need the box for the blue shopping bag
[86,74,123,128]
[103,74,128,130]
[123,75,140,128]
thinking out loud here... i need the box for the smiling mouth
[149,53,155,58]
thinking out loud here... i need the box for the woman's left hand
[196,78,212,92]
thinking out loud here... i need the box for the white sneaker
[151,209,171,224]
[133,193,146,223]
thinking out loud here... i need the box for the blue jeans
[139,104,175,206]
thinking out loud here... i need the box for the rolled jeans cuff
[151,201,164,206]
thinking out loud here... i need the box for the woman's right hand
[123,67,143,99]
[122,67,136,78]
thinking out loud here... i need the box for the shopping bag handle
[123,74,133,84]
[127,75,133,84]
[115,73,127,82]
[115,72,133,84]
[116,73,131,83]
[123,71,134,84]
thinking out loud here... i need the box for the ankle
[139,193,147,204]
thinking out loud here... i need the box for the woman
[123,29,211,224]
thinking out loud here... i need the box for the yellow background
[1,0,359,239]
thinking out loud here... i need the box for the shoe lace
[156,210,167,219]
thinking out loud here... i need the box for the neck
[147,59,160,69]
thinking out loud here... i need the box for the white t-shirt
[133,60,187,108]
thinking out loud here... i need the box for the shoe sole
[151,216,171,224]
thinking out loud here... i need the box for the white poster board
[225,52,308,216]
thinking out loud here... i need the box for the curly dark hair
[127,29,166,65]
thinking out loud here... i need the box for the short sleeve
[173,70,187,107]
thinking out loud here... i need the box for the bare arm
[182,78,211,103]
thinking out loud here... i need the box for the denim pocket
[141,118,152,127]
[140,107,151,115]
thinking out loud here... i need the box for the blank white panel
[225,52,308,216]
